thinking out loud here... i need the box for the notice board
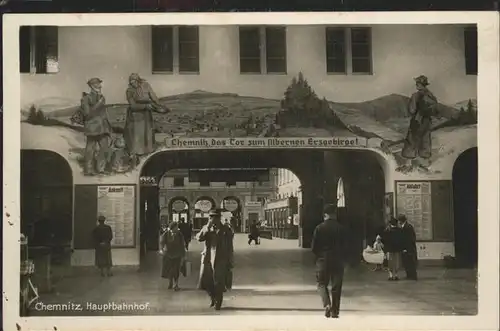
[97,185,136,247]
[73,184,136,249]
[396,181,433,240]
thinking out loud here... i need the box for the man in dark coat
[92,215,113,277]
[196,209,234,310]
[81,77,112,176]
[398,214,418,280]
[312,204,348,318]
[179,218,192,250]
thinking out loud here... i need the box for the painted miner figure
[400,75,440,172]
[81,77,112,175]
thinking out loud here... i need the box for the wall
[21,24,476,107]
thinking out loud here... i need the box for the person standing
[196,209,234,311]
[159,222,186,291]
[311,204,348,318]
[398,214,418,280]
[81,78,112,175]
[381,218,404,281]
[92,215,113,277]
[124,73,169,159]
[401,75,440,171]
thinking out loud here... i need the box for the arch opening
[139,148,387,265]
[21,150,74,262]
[452,147,478,267]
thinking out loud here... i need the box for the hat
[87,77,103,86]
[208,208,223,217]
[98,215,106,222]
[129,73,141,82]
[323,203,337,215]
[397,214,407,222]
[414,75,429,86]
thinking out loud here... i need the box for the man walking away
[312,204,348,318]
[179,218,192,250]
[398,214,418,280]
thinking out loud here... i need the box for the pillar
[299,151,325,248]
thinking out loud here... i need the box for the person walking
[160,222,186,291]
[179,218,192,251]
[381,218,404,281]
[248,220,260,245]
[92,215,113,277]
[311,204,348,318]
[196,209,234,310]
[398,214,418,280]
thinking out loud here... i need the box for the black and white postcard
[2,11,499,331]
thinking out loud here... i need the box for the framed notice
[97,185,136,247]
[395,182,433,241]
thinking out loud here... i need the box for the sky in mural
[21,73,477,177]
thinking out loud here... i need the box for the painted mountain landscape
[22,74,477,176]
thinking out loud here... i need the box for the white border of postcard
[3,11,500,331]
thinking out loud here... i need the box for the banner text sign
[165,137,367,149]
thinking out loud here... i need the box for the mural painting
[21,72,477,178]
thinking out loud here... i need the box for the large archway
[452,147,478,267]
[21,150,73,259]
[139,148,387,260]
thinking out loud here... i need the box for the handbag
[181,259,191,277]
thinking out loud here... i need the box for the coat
[160,229,186,278]
[196,223,234,290]
[400,222,417,255]
[381,226,404,253]
[311,218,348,266]
[124,81,165,156]
[92,224,113,268]
[81,91,112,137]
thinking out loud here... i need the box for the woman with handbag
[159,222,186,291]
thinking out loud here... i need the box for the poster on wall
[97,186,135,247]
[396,182,432,240]
[384,192,394,222]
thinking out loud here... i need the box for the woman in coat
[160,222,186,290]
[124,73,169,158]
[381,218,404,281]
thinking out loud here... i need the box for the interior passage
[32,234,477,316]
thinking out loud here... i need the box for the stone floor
[30,234,477,316]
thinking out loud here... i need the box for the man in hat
[400,75,440,171]
[81,77,112,175]
[196,208,234,310]
[311,203,348,318]
[92,215,113,277]
[398,214,418,280]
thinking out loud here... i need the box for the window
[173,177,184,187]
[464,27,478,75]
[199,179,210,187]
[20,26,59,74]
[326,27,372,75]
[151,25,199,74]
[239,26,287,74]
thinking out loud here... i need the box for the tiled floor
[30,234,477,316]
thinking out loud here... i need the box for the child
[373,235,386,271]
[109,136,133,173]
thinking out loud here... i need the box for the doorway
[452,147,478,267]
